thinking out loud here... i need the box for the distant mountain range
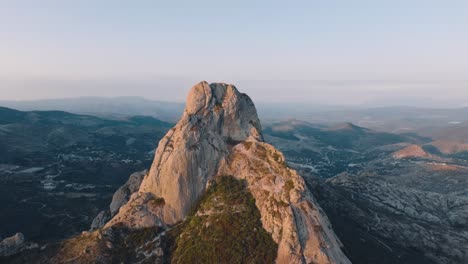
[0,97,185,122]
[3,97,468,136]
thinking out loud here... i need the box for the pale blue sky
[0,1,467,105]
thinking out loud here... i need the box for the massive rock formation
[103,82,350,263]
[105,81,263,228]
[138,81,263,224]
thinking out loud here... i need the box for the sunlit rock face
[105,81,350,263]
[138,81,263,224]
[108,82,262,227]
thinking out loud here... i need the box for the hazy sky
[1,1,467,105]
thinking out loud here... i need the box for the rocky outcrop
[0,233,37,257]
[90,211,110,231]
[104,81,349,263]
[90,170,146,230]
[110,170,146,216]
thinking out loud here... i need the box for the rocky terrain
[263,119,468,264]
[307,161,468,264]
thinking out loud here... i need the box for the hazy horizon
[1,79,467,108]
[1,1,467,106]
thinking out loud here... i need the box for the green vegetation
[125,227,162,246]
[104,225,164,263]
[150,197,166,207]
[284,179,294,193]
[170,176,278,264]
[59,231,100,254]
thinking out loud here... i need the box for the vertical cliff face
[139,81,263,224]
[105,81,350,263]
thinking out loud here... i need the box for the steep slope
[105,82,350,263]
